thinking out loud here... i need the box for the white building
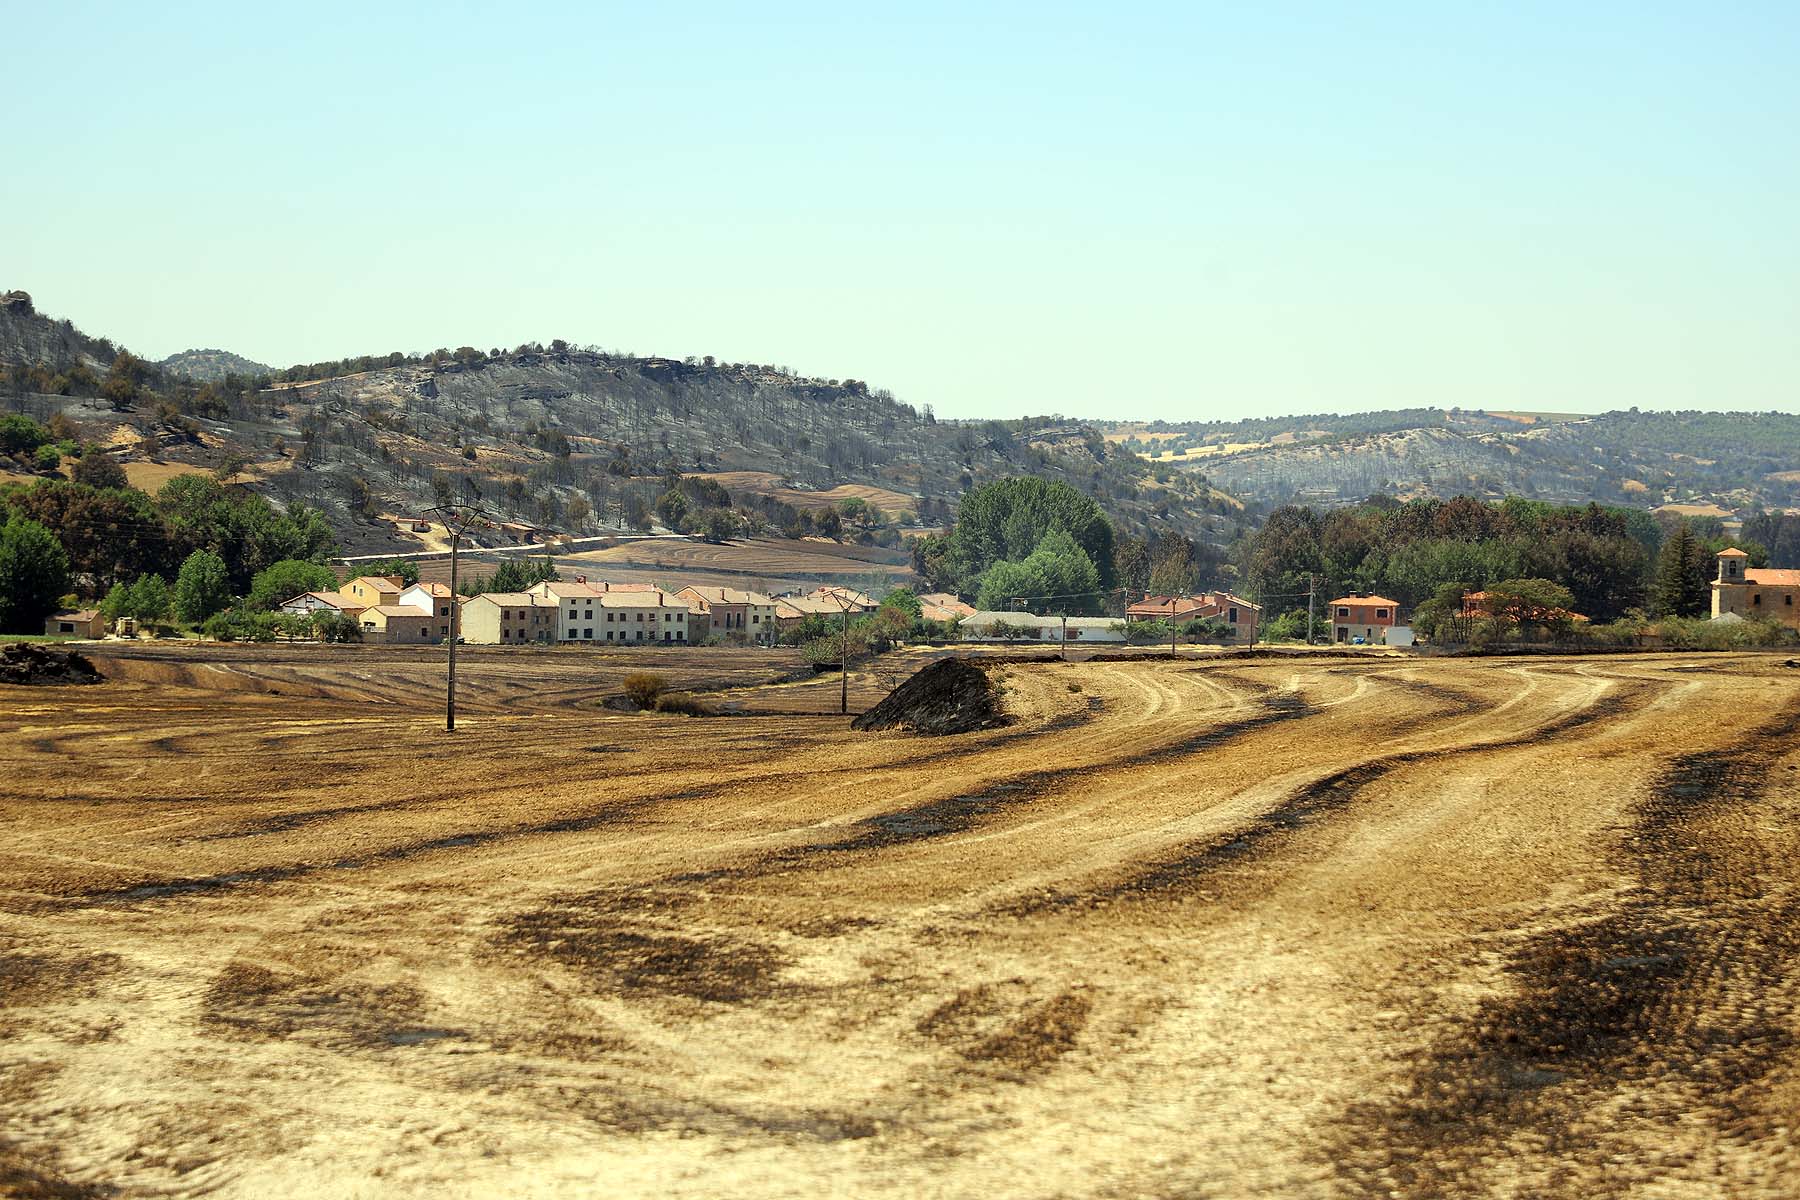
[397,582,457,641]
[524,580,690,644]
[960,611,1126,643]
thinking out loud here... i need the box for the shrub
[655,690,716,716]
[621,671,668,708]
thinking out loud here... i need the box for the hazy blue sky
[5,2,1796,419]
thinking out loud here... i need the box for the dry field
[689,471,916,516]
[4,649,1800,1198]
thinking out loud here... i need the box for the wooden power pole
[429,504,488,732]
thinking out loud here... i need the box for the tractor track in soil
[3,648,1797,1198]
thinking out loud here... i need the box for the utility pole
[1060,613,1068,662]
[839,601,849,715]
[1307,573,1316,646]
[429,503,488,732]
[1169,596,1178,658]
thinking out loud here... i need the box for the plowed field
[4,651,1798,1198]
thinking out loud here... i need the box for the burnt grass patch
[1331,704,1800,1198]
[202,961,447,1048]
[916,983,1095,1077]
[504,882,794,1006]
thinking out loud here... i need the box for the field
[689,471,916,516]
[408,536,916,596]
[4,648,1800,1197]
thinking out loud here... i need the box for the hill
[2,293,1233,559]
[1101,409,1800,516]
[158,347,275,381]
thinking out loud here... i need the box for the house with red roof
[1328,593,1401,644]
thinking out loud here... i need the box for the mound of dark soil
[0,643,104,686]
[852,658,1008,736]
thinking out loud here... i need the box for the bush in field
[621,671,669,708]
[655,691,716,716]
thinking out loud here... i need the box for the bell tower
[1717,547,1747,584]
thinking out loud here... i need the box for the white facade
[960,612,1126,643]
[526,581,689,644]
[277,591,348,617]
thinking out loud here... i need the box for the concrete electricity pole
[1307,573,1317,646]
[428,504,489,732]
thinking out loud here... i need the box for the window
[1754,594,1763,607]
[1376,609,1389,620]
[1337,607,1349,618]
[1227,607,1238,623]
[583,628,592,638]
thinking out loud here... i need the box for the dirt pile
[852,657,1008,735]
[0,642,104,686]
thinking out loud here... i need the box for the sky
[4,2,1797,420]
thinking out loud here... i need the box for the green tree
[879,587,922,621]
[948,477,1114,600]
[130,574,172,622]
[975,558,1047,612]
[1482,578,1577,636]
[0,415,49,457]
[0,514,71,632]
[247,559,340,610]
[1650,521,1710,618]
[174,549,233,623]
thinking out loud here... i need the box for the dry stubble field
[3,647,1799,1198]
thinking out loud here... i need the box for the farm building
[677,586,777,645]
[1329,594,1401,644]
[461,593,558,644]
[44,610,104,638]
[360,605,437,643]
[960,612,1126,643]
[1712,547,1800,629]
[1125,592,1262,643]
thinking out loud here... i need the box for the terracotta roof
[467,592,553,606]
[407,582,453,597]
[775,597,847,618]
[345,575,403,590]
[806,586,876,608]
[1328,595,1400,608]
[1745,569,1800,586]
[371,605,432,617]
[52,609,99,621]
[1717,547,1750,558]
